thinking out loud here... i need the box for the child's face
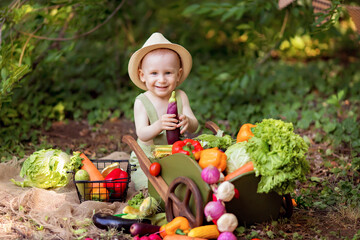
[139,49,183,99]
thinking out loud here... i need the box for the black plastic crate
[73,159,132,203]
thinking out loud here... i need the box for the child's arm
[134,98,178,143]
[176,90,199,134]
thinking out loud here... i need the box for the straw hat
[128,32,192,90]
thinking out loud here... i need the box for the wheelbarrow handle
[205,121,220,135]
[122,135,168,201]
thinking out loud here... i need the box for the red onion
[204,200,226,222]
[218,232,237,240]
[201,165,220,184]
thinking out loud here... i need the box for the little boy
[128,32,199,190]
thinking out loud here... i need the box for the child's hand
[178,115,189,134]
[160,114,179,131]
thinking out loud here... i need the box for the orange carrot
[80,153,105,188]
[224,161,254,181]
[163,235,207,240]
[80,153,110,201]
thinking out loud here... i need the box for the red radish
[204,200,226,222]
[234,188,240,199]
[166,91,180,144]
[148,234,162,240]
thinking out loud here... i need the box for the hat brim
[128,43,192,91]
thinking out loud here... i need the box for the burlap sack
[0,152,138,240]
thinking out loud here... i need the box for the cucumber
[75,169,90,200]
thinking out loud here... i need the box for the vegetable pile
[11,149,130,201]
[89,118,310,239]
[75,153,130,201]
[247,119,310,195]
[152,118,309,196]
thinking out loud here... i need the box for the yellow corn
[122,205,140,215]
[187,225,220,239]
[152,145,173,158]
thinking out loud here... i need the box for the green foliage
[0,0,359,237]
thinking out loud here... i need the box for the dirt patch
[41,118,137,158]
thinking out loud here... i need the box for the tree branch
[256,9,289,67]
[14,0,126,41]
[18,25,41,66]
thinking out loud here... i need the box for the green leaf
[323,121,337,133]
[1,68,8,80]
[182,4,200,15]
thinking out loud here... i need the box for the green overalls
[130,90,183,191]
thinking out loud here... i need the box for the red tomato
[149,162,161,176]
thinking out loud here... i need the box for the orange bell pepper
[236,123,256,143]
[196,147,227,172]
[165,216,191,235]
[160,224,167,238]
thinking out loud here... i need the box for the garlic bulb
[216,181,235,202]
[216,213,238,232]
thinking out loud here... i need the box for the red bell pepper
[105,168,128,198]
[172,139,203,159]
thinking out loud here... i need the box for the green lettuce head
[225,141,251,174]
[12,149,82,189]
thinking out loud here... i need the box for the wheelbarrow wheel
[165,176,204,228]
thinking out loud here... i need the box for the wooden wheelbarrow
[122,121,293,228]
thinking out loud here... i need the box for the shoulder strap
[136,93,158,124]
[175,89,183,115]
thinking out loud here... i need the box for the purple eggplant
[92,213,150,233]
[166,91,180,144]
[130,222,160,237]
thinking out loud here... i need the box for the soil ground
[4,118,359,239]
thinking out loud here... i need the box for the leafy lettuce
[194,131,234,150]
[11,149,83,189]
[246,119,310,195]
